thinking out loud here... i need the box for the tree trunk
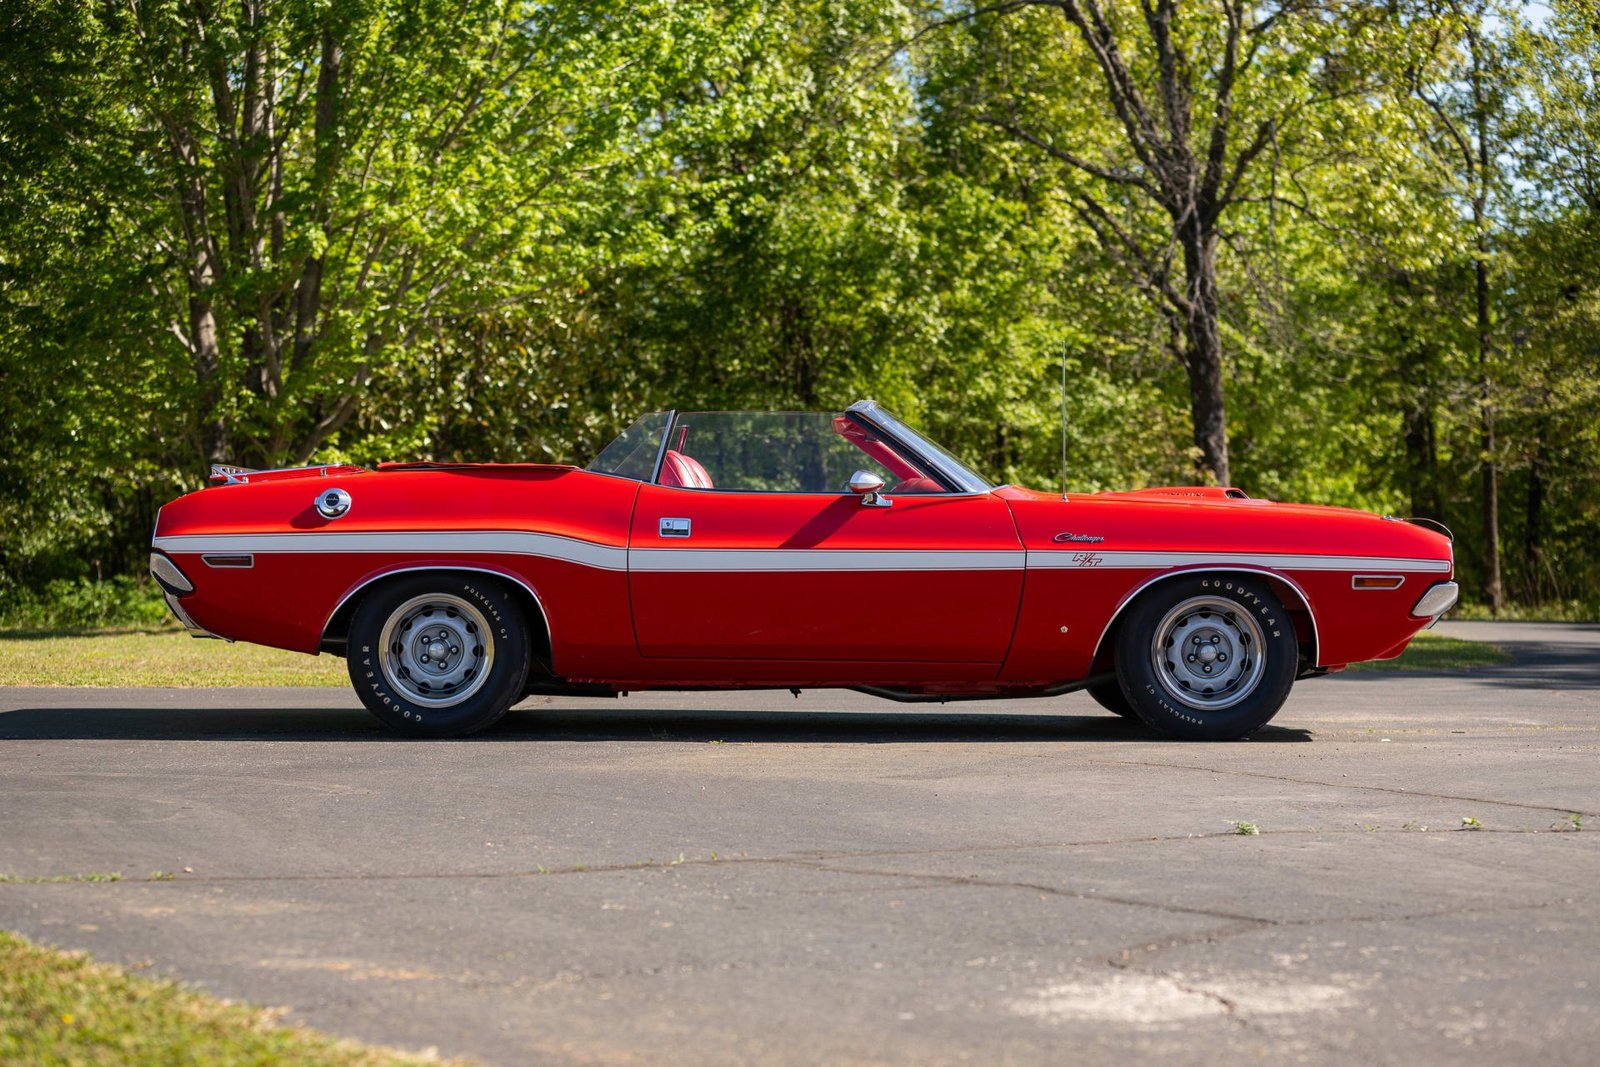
[1180,221,1229,486]
[169,120,228,467]
[1402,399,1438,520]
[1474,201,1501,615]
[1523,427,1547,603]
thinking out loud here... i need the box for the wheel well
[320,568,553,673]
[1089,569,1319,674]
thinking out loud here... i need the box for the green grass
[1346,630,1513,673]
[0,625,1514,687]
[0,929,464,1066]
[0,630,346,688]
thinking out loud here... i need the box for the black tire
[346,573,531,738]
[1113,574,1298,741]
[1087,680,1139,719]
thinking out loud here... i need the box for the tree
[937,0,1404,485]
[4,1,764,472]
[1407,0,1514,612]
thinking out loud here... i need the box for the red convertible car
[150,401,1457,739]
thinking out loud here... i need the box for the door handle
[659,517,691,538]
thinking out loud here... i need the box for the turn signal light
[1352,575,1405,590]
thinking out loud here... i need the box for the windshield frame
[845,401,994,494]
[583,411,675,483]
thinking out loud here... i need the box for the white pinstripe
[155,531,1451,576]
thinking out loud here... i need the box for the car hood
[996,484,1454,564]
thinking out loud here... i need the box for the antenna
[1060,339,1069,501]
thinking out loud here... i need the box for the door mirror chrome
[847,470,891,508]
[314,487,353,520]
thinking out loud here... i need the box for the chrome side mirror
[847,470,891,508]
[314,487,352,520]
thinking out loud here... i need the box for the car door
[628,485,1025,663]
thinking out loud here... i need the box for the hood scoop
[1102,485,1252,501]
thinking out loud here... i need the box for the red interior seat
[890,477,943,495]
[658,450,714,489]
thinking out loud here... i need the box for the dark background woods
[1,0,1596,618]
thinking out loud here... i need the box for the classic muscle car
[149,401,1458,739]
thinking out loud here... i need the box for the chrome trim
[321,564,552,658]
[1351,574,1405,590]
[377,592,495,708]
[1148,593,1269,711]
[314,487,353,520]
[209,462,346,484]
[163,591,224,640]
[649,410,677,486]
[1411,580,1460,619]
[847,469,892,507]
[1090,566,1322,669]
[210,463,256,484]
[845,400,992,494]
[148,551,194,595]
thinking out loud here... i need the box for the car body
[149,401,1458,738]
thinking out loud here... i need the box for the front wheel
[1086,680,1138,718]
[347,574,531,738]
[1113,575,1298,741]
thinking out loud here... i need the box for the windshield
[585,412,669,481]
[586,405,992,493]
[662,411,929,493]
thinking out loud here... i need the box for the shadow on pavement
[0,704,1314,744]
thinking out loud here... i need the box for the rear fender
[320,564,554,674]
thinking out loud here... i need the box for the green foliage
[0,0,1596,611]
[0,577,170,633]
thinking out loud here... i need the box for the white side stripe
[153,532,629,572]
[154,532,1452,575]
[1026,550,1452,573]
[629,549,1025,572]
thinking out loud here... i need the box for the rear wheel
[1113,574,1298,741]
[347,574,531,738]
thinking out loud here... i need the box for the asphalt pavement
[1,620,1596,1065]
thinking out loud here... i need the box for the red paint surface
[154,465,1454,692]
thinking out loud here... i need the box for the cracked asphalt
[1,620,1596,1065]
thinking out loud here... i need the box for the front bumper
[1411,580,1460,620]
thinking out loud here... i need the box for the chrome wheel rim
[1149,596,1267,711]
[378,593,494,708]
